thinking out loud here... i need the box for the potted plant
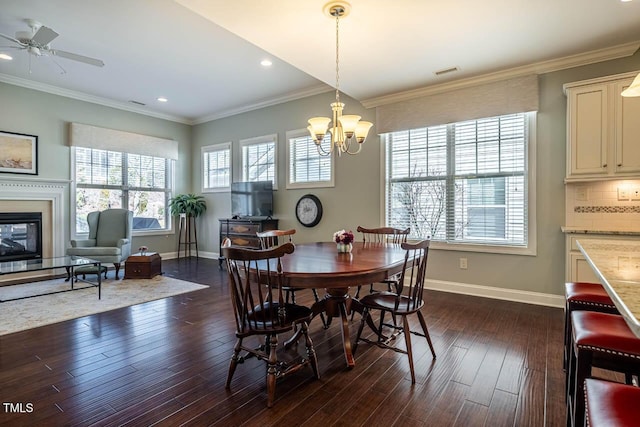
[168,194,207,218]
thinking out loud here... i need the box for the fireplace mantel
[0,177,69,258]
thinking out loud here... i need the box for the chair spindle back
[223,243,295,334]
[357,226,410,245]
[395,240,430,312]
[257,229,296,249]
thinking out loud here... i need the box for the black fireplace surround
[0,212,43,262]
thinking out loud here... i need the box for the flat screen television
[231,181,274,218]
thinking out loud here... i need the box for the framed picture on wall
[0,131,38,175]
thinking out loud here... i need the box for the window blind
[376,75,538,134]
[69,122,179,160]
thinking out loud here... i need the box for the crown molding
[0,72,331,127]
[362,41,640,108]
[191,84,332,125]
[0,73,193,125]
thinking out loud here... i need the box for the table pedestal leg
[310,287,355,368]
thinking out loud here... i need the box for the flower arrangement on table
[138,246,148,255]
[333,229,354,253]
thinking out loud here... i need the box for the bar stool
[564,282,619,370]
[585,378,640,426]
[567,311,640,427]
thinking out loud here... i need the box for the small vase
[337,242,352,253]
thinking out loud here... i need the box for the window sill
[429,240,536,256]
[133,229,174,237]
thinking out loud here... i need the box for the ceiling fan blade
[31,26,58,46]
[50,49,104,67]
[0,32,26,46]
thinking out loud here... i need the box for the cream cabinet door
[569,253,601,284]
[614,81,640,174]
[567,85,609,177]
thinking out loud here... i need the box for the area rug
[0,276,208,336]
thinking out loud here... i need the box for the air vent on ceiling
[434,66,459,76]
[128,100,146,106]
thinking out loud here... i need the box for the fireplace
[0,212,43,262]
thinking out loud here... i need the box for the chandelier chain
[335,12,340,103]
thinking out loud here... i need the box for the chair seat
[572,311,640,357]
[585,378,640,426]
[359,292,423,314]
[245,303,313,329]
[566,282,615,307]
[67,246,123,257]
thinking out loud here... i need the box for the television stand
[218,217,279,268]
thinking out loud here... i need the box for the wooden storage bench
[124,252,162,279]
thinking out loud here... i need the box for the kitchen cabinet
[564,72,640,182]
[565,233,638,283]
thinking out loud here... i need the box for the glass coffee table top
[0,256,99,275]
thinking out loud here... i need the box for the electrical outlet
[618,187,630,201]
[632,187,640,201]
[459,258,467,269]
[575,186,588,201]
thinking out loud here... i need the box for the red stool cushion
[572,311,640,357]
[585,378,640,426]
[566,282,615,307]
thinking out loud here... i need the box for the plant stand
[177,214,198,259]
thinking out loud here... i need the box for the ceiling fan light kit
[0,18,105,74]
[307,1,373,157]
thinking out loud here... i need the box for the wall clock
[295,194,323,227]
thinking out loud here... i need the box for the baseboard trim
[159,251,217,260]
[425,279,564,308]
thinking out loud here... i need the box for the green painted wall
[0,82,192,254]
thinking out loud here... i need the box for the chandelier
[307,2,373,156]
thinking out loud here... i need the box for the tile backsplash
[566,180,640,231]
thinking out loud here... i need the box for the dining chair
[353,239,436,383]
[353,226,410,298]
[257,229,327,328]
[222,242,320,408]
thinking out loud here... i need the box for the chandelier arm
[343,139,363,155]
[316,142,334,157]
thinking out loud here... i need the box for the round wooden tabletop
[280,241,407,288]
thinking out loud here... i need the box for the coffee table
[0,256,102,302]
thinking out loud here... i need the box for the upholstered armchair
[66,209,133,279]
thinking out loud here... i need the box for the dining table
[278,241,408,368]
[576,239,640,338]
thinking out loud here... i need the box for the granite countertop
[561,226,640,236]
[576,239,640,338]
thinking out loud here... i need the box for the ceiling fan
[0,19,104,73]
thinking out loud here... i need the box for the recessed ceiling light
[621,0,633,2]
[0,53,13,61]
[157,97,168,103]
[260,59,273,67]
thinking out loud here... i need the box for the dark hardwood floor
[0,257,573,426]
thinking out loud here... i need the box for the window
[240,134,277,187]
[73,147,173,235]
[385,112,534,251]
[202,142,231,192]
[286,130,334,188]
